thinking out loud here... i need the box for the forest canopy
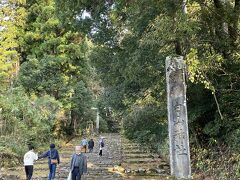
[0,0,240,178]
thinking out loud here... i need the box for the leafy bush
[123,105,168,153]
[191,145,240,179]
[0,87,62,167]
[99,116,109,133]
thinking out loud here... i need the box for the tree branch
[213,92,223,120]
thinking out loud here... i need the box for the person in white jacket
[24,145,38,180]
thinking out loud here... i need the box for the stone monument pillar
[165,56,191,179]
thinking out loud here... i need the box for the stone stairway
[84,133,123,180]
[121,137,170,179]
[0,133,170,180]
[0,134,124,180]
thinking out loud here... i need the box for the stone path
[120,137,170,179]
[0,133,170,179]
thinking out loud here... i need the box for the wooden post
[166,56,191,179]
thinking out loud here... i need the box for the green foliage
[0,146,19,167]
[0,87,62,166]
[191,146,240,179]
[55,0,240,178]
[18,0,94,137]
[0,0,240,177]
[99,116,109,133]
[0,0,26,90]
[123,106,168,151]
[0,0,94,168]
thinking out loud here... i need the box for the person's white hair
[75,145,82,150]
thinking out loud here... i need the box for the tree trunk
[229,0,240,43]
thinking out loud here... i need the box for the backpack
[100,141,104,147]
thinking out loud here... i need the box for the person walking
[88,139,94,153]
[39,144,60,180]
[99,137,104,157]
[70,146,87,180]
[23,145,38,180]
[80,137,88,153]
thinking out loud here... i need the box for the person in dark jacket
[88,139,94,153]
[98,137,104,156]
[39,144,60,180]
[70,146,87,180]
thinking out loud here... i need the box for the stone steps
[120,136,170,179]
[122,150,149,154]
[122,148,149,152]
[1,133,171,180]
[123,154,156,159]
[123,158,160,164]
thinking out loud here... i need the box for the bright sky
[81,10,91,19]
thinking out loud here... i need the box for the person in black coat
[88,139,94,153]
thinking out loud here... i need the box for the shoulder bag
[50,150,58,164]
